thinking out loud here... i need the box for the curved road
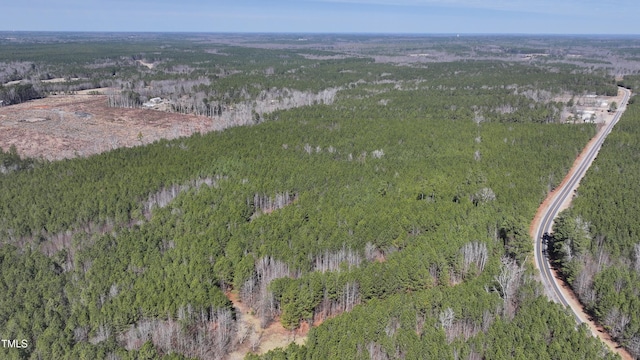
[532,87,631,349]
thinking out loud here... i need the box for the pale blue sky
[2,0,638,34]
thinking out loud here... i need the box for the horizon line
[1,30,640,37]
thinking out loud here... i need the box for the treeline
[0,145,38,174]
[618,75,640,94]
[1,37,619,121]
[552,95,640,358]
[121,59,617,116]
[0,83,44,106]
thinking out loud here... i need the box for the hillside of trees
[1,34,636,359]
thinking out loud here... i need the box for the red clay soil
[0,94,219,160]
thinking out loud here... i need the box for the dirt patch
[0,94,220,160]
[137,60,155,69]
[3,80,23,86]
[41,77,84,83]
[226,292,307,360]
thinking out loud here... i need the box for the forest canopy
[0,33,634,359]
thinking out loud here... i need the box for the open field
[0,94,216,160]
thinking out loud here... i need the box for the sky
[1,0,639,35]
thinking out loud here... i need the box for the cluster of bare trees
[253,87,339,112]
[14,176,221,275]
[299,146,386,163]
[568,241,640,359]
[248,191,297,219]
[239,249,365,329]
[314,281,361,322]
[0,61,34,84]
[517,88,554,103]
[439,307,488,344]
[554,213,640,357]
[152,86,338,131]
[0,82,44,105]
[602,312,640,360]
[628,336,640,360]
[494,104,517,115]
[142,78,213,99]
[603,307,631,340]
[107,91,142,108]
[90,322,112,345]
[493,256,524,319]
[240,256,299,327]
[471,187,496,206]
[572,253,599,307]
[119,307,236,360]
[312,246,362,273]
[204,87,339,130]
[142,176,219,218]
[567,234,610,307]
[460,241,488,277]
[106,79,340,133]
[366,341,390,360]
[371,149,385,159]
[43,80,110,94]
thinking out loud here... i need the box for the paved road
[533,87,631,324]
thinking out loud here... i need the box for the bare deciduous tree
[603,307,630,340]
[385,317,400,337]
[471,187,495,205]
[439,307,455,331]
[312,246,362,273]
[304,143,313,154]
[314,281,360,322]
[493,256,524,319]
[364,242,382,262]
[573,253,598,307]
[236,322,250,345]
[482,310,494,332]
[249,328,262,353]
[371,149,384,159]
[248,191,297,219]
[121,307,237,359]
[415,313,426,337]
[240,256,299,328]
[628,335,640,359]
[367,341,389,360]
[90,322,112,344]
[460,241,488,276]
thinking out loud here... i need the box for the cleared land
[0,94,217,160]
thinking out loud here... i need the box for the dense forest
[1,33,637,359]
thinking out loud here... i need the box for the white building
[581,110,596,123]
